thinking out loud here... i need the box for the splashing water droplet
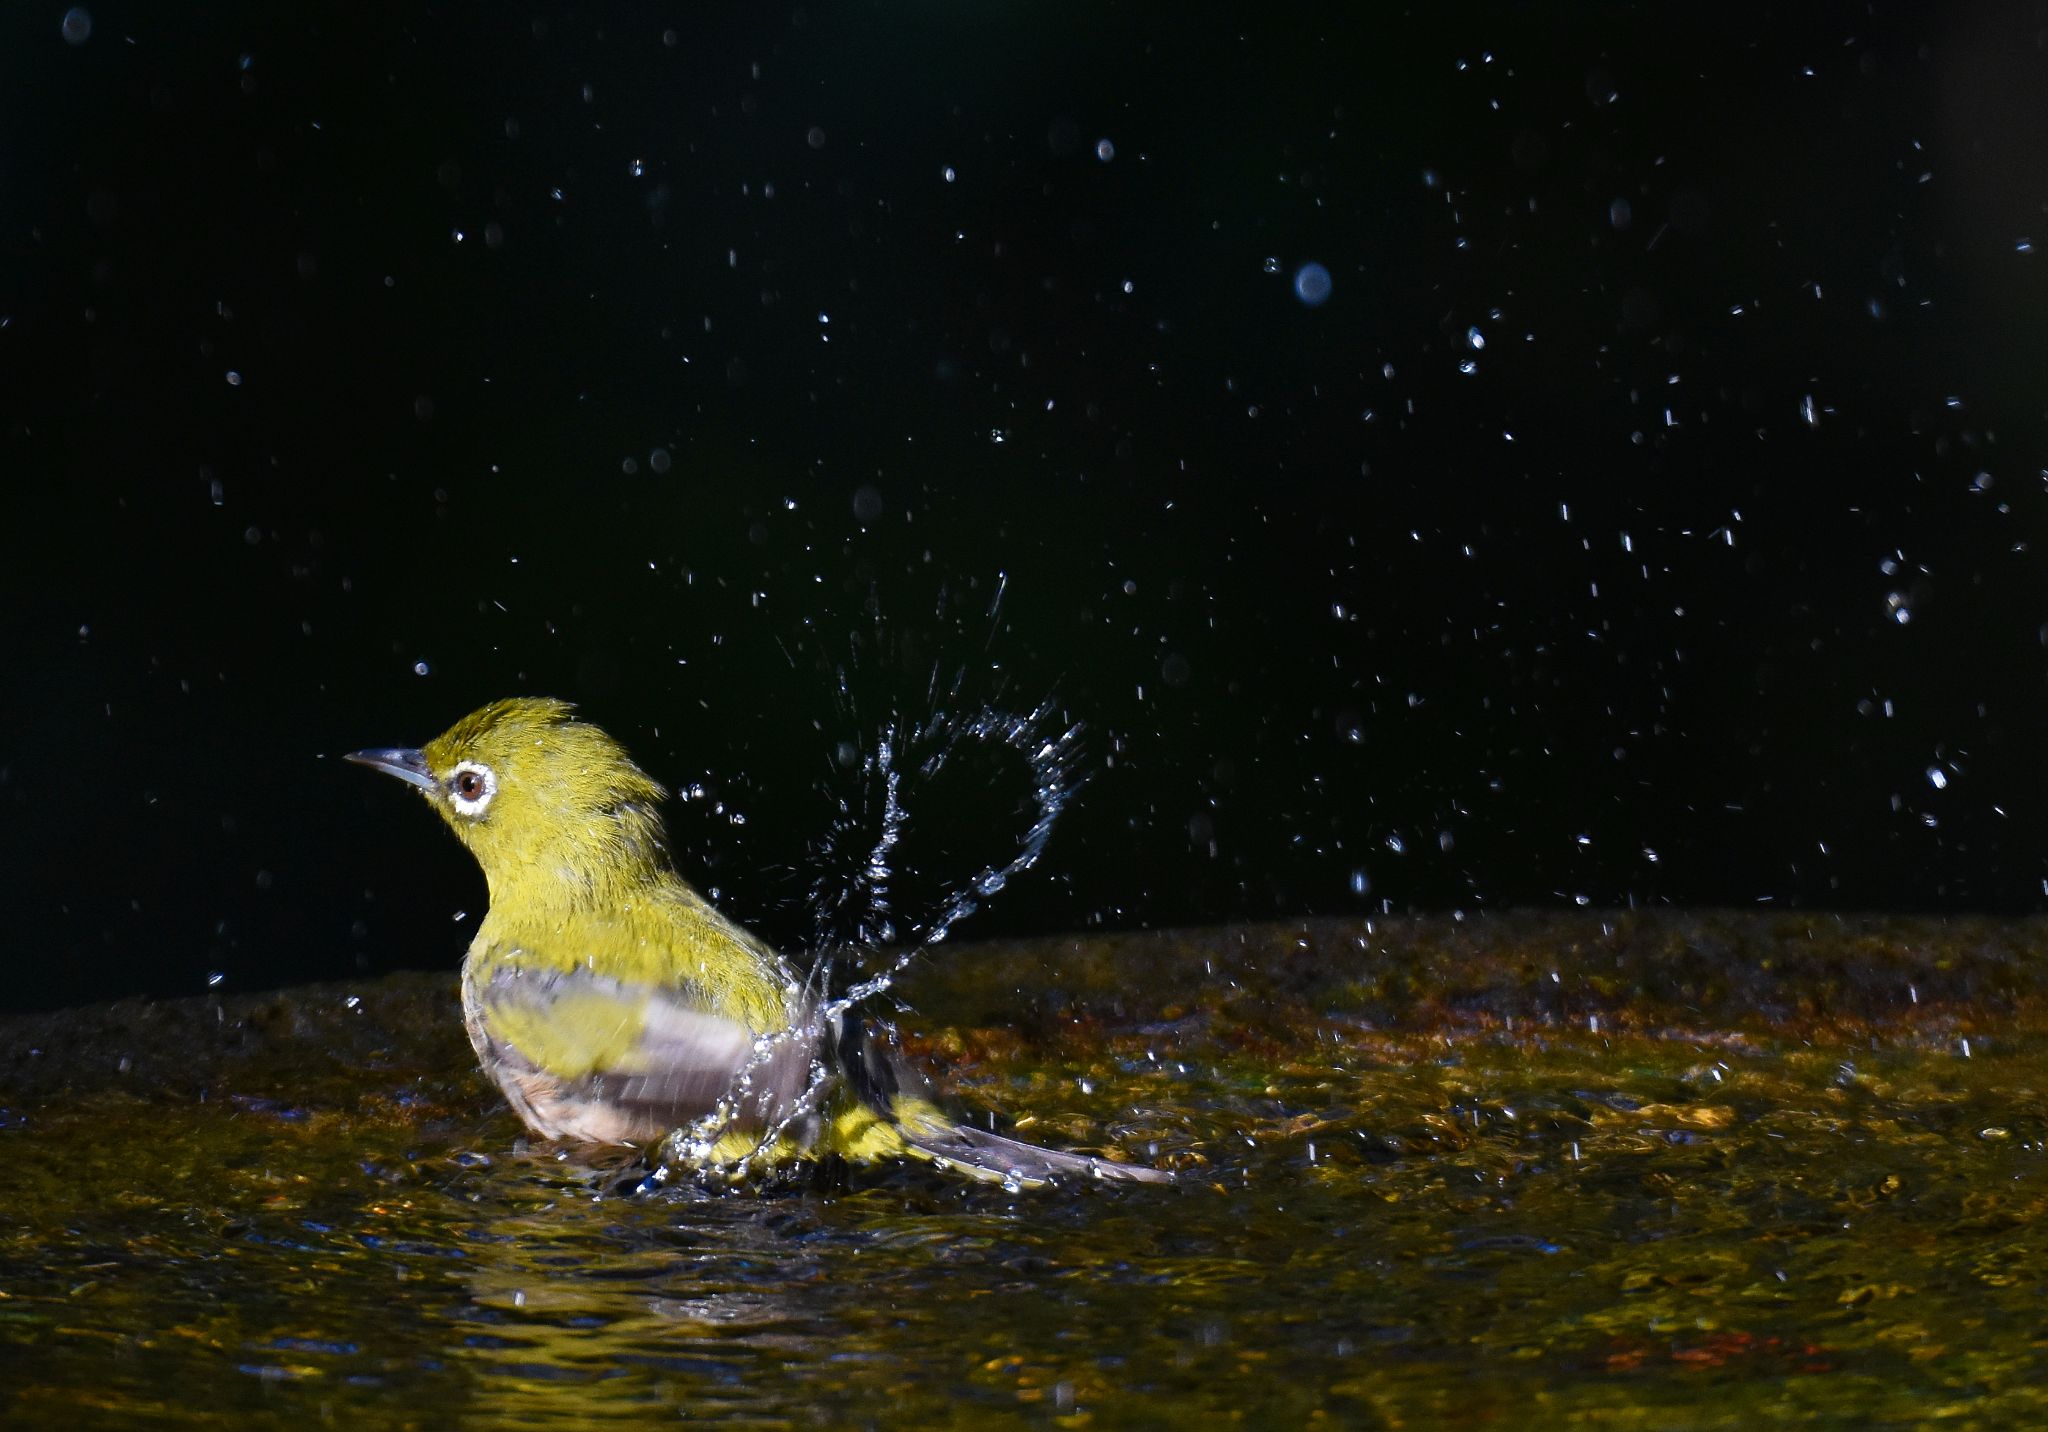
[1293,263,1333,306]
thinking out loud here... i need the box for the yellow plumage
[349,697,1168,1186]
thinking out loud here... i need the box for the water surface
[4,912,2045,1426]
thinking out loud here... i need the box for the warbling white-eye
[348,697,1168,1186]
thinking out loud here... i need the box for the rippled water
[5,913,2047,1426]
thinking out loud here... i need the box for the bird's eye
[447,761,497,817]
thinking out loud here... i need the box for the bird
[347,696,1170,1188]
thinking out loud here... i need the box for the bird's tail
[888,1098,1174,1187]
[832,1014,1172,1187]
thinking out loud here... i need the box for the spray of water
[821,698,1084,1007]
[653,606,1088,1183]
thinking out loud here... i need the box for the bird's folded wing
[473,964,819,1130]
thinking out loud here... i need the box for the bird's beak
[344,747,439,793]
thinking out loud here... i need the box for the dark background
[9,2,2048,1012]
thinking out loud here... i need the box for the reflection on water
[4,912,2048,1425]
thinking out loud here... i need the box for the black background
[10,2,2048,1012]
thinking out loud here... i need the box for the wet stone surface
[3,911,2047,1426]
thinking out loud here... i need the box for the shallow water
[4,912,2047,1426]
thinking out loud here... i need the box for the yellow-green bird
[348,696,1168,1186]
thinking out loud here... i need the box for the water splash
[657,636,1086,1182]
[697,698,1083,1176]
[822,697,1084,1007]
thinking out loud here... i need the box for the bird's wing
[471,964,820,1135]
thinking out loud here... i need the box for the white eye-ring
[447,760,498,817]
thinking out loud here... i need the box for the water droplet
[1466,325,1486,350]
[1609,196,1632,229]
[1293,262,1333,306]
[942,165,957,183]
[61,7,91,44]
[413,660,431,676]
[1095,138,1115,162]
[1262,255,1281,275]
[1927,766,1948,790]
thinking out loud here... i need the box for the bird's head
[348,697,671,903]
